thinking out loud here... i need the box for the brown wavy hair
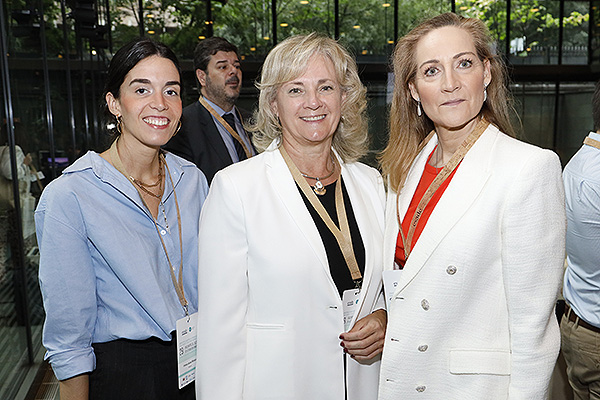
[380,12,514,192]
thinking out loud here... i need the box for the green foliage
[4,0,590,61]
[456,0,589,55]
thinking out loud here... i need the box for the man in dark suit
[164,37,255,183]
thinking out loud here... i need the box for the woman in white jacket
[378,13,565,399]
[196,33,385,400]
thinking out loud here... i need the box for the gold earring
[116,115,123,134]
[173,120,182,136]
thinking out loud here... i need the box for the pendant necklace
[299,155,335,195]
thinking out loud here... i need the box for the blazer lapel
[198,102,234,165]
[396,127,496,291]
[341,163,383,322]
[263,144,330,277]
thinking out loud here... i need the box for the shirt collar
[202,96,236,117]
[589,131,600,142]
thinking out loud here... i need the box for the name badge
[342,288,361,332]
[176,312,198,389]
[383,270,403,308]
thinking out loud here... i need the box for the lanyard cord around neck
[584,136,600,150]
[397,118,489,261]
[280,145,362,285]
[109,139,188,315]
[199,96,252,159]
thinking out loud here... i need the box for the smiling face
[106,55,182,150]
[197,50,241,111]
[273,54,344,151]
[409,26,491,135]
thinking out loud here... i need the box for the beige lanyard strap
[109,140,188,314]
[397,118,489,260]
[584,137,600,150]
[280,145,362,283]
[199,97,252,159]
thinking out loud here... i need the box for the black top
[298,178,366,297]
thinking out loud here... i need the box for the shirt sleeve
[501,149,566,399]
[196,170,249,399]
[36,187,98,381]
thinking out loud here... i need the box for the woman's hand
[339,309,387,361]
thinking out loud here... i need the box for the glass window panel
[214,0,273,59]
[396,0,452,37]
[511,82,557,147]
[509,81,594,164]
[159,1,208,59]
[562,1,590,65]
[555,82,595,161]
[276,0,334,42]
[338,0,394,60]
[508,1,560,65]
[338,0,451,60]
[0,1,49,397]
[455,0,508,56]
[591,1,600,66]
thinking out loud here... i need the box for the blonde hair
[380,12,514,191]
[248,33,368,163]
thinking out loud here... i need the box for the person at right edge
[378,13,566,399]
[561,80,600,400]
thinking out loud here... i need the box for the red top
[395,147,459,268]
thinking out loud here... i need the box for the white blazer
[378,124,566,400]
[196,141,385,400]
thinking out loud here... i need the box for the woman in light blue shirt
[36,38,208,399]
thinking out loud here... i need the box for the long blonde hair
[248,33,368,163]
[380,13,514,191]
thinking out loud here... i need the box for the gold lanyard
[584,137,600,150]
[199,96,252,159]
[109,140,188,315]
[397,118,489,260]
[280,145,362,283]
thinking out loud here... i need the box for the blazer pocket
[246,322,285,330]
[245,323,294,398]
[449,349,511,376]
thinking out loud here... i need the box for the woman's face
[272,54,344,149]
[106,55,182,149]
[409,26,491,132]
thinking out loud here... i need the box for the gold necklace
[130,154,164,199]
[299,154,336,196]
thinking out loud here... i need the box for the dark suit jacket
[164,101,253,184]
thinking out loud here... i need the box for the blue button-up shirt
[36,151,208,380]
[563,131,600,328]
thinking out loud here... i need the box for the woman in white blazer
[196,33,386,400]
[378,13,566,399]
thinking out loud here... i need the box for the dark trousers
[89,336,195,400]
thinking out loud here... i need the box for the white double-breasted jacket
[378,124,566,399]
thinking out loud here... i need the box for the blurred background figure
[164,36,256,184]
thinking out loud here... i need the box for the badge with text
[342,288,361,332]
[176,312,198,389]
[383,270,403,308]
